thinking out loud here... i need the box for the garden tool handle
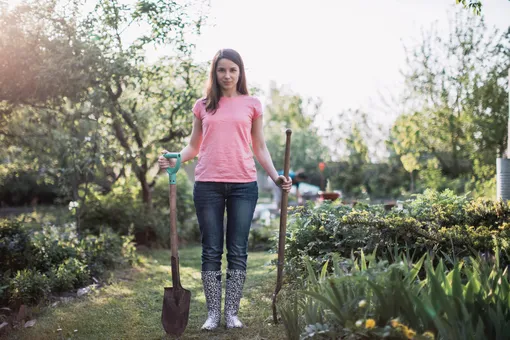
[164,153,181,261]
[169,184,179,260]
[279,129,292,261]
[163,153,181,184]
[272,128,292,324]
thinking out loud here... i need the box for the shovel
[272,128,292,324]
[161,152,191,337]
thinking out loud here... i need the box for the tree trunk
[135,170,155,245]
[409,170,415,193]
[72,172,81,235]
[141,174,152,207]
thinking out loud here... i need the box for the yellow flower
[358,299,367,308]
[422,331,435,339]
[390,319,399,328]
[404,328,416,339]
[365,319,376,329]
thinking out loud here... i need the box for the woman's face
[216,58,239,93]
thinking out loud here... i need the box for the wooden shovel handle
[278,129,292,269]
[170,183,178,258]
[169,183,182,287]
[272,128,292,324]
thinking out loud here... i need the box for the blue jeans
[193,181,258,272]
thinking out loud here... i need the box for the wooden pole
[507,69,510,158]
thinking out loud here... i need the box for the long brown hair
[205,49,249,113]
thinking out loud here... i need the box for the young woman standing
[158,48,292,330]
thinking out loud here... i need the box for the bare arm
[179,116,203,162]
[251,116,279,182]
[251,117,292,192]
[158,116,202,168]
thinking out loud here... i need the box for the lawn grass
[5,246,287,340]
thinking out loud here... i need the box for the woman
[158,48,292,330]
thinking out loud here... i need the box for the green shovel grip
[163,153,181,184]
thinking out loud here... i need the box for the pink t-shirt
[192,95,263,183]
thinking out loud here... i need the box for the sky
[182,0,510,131]
[6,0,510,151]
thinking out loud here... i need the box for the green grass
[5,246,287,340]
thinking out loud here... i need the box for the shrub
[1,219,137,305]
[249,220,278,251]
[31,223,80,272]
[0,171,60,206]
[82,172,200,246]
[280,248,510,340]
[152,172,200,245]
[0,219,33,273]
[80,181,148,237]
[80,229,137,277]
[50,258,90,292]
[9,269,51,305]
[402,189,470,227]
[283,189,510,278]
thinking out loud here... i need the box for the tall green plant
[280,247,510,340]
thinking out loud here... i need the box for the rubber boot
[201,270,222,330]
[224,269,246,329]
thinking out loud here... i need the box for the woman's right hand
[158,150,177,170]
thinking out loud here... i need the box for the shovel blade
[161,286,191,336]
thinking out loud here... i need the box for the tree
[0,0,208,241]
[392,9,509,195]
[457,0,482,15]
[262,84,331,183]
[391,113,428,192]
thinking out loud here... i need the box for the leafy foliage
[0,0,208,241]
[392,9,509,196]
[9,269,51,305]
[281,246,510,340]
[81,171,200,245]
[263,84,330,179]
[283,189,510,279]
[457,0,483,15]
[0,219,137,305]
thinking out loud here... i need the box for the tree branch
[417,135,449,171]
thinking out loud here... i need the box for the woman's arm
[179,116,203,163]
[251,116,279,182]
[251,117,292,191]
[159,116,202,169]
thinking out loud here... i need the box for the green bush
[80,181,148,237]
[50,258,90,292]
[81,172,200,246]
[249,220,278,251]
[280,248,510,340]
[403,189,469,226]
[284,189,510,278]
[9,269,51,305]
[0,272,10,306]
[31,223,80,272]
[152,172,200,245]
[1,219,137,305]
[0,219,34,273]
[0,171,60,206]
[80,229,137,277]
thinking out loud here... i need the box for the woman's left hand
[275,175,292,193]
